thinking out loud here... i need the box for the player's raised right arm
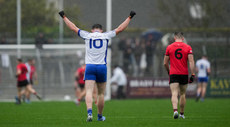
[59,11,80,34]
[115,11,136,35]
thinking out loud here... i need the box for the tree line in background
[155,0,230,30]
[0,0,83,38]
[0,0,230,39]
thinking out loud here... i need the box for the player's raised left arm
[163,55,170,75]
[59,11,80,34]
[115,11,136,35]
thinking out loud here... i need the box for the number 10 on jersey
[89,39,103,49]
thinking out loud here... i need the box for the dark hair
[174,32,184,39]
[92,24,102,30]
[17,58,22,62]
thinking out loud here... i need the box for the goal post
[0,44,112,101]
[105,0,112,101]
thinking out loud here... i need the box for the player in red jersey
[74,62,97,105]
[23,59,39,103]
[164,32,195,119]
[15,59,40,104]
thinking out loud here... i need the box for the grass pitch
[0,99,230,127]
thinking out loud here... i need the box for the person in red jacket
[15,59,41,104]
[164,32,195,119]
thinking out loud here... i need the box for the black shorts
[17,80,29,88]
[78,84,85,89]
[170,75,188,85]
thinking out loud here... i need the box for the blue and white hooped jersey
[78,30,116,64]
[196,59,210,77]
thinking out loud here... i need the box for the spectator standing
[145,35,155,75]
[35,33,46,49]
[123,38,134,74]
[134,38,144,76]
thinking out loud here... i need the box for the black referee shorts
[169,75,188,85]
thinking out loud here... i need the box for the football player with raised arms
[59,10,136,122]
[164,32,195,119]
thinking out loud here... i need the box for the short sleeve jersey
[17,63,28,81]
[78,30,116,64]
[77,66,86,84]
[165,42,193,75]
[196,59,210,77]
